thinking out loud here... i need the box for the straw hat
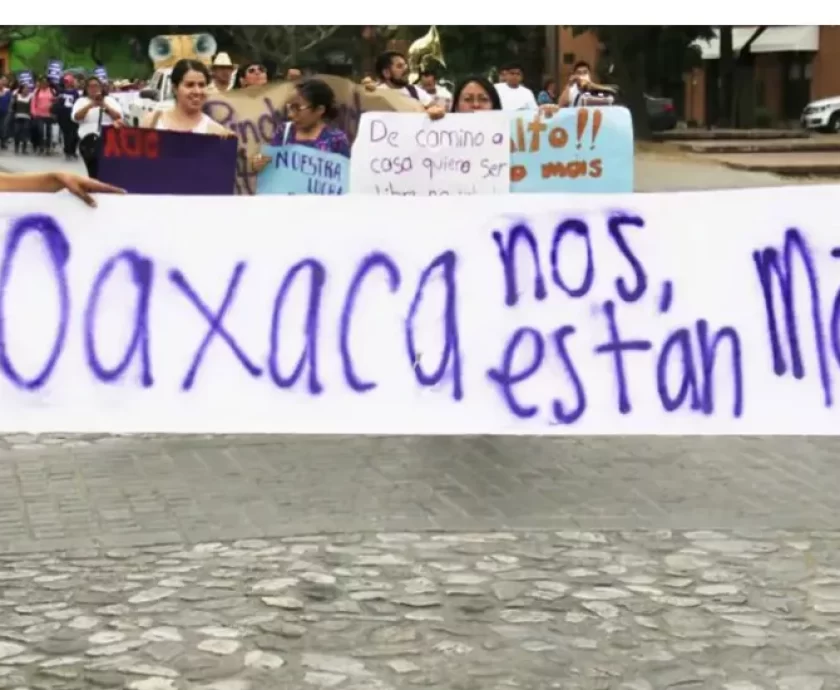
[212,52,234,68]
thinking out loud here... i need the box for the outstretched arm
[0,171,125,207]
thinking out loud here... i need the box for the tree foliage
[0,26,38,44]
[216,26,341,67]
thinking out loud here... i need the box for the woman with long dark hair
[71,76,123,179]
[142,59,234,137]
[252,77,350,175]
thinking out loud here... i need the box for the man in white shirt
[494,62,537,112]
[418,68,452,111]
[373,51,433,107]
[560,60,616,108]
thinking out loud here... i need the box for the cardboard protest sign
[258,145,349,195]
[205,76,424,195]
[349,112,511,196]
[2,185,837,434]
[97,126,237,195]
[510,106,633,193]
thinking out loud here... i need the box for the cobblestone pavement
[2,529,840,690]
[0,435,838,687]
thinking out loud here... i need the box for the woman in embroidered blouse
[253,78,350,174]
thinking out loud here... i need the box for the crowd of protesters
[0,72,144,160]
[1,49,615,205]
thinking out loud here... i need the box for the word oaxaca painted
[97,127,237,195]
[350,112,510,196]
[258,145,349,195]
[510,107,633,193]
[3,185,839,434]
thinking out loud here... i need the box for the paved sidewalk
[0,434,838,553]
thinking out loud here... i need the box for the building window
[562,53,575,65]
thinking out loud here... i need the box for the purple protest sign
[97,126,238,195]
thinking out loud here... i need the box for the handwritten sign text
[510,107,633,193]
[2,186,833,434]
[350,112,511,196]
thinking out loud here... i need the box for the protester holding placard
[72,76,124,179]
[142,59,234,138]
[450,76,502,113]
[56,74,81,160]
[31,75,56,155]
[252,79,351,196]
[253,78,351,171]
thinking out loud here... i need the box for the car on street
[646,94,677,132]
[801,95,840,133]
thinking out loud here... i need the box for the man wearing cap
[208,53,235,94]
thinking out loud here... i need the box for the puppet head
[148,34,218,71]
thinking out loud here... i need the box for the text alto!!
[511,109,604,182]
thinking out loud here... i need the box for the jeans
[32,117,53,152]
[13,118,30,151]
[58,116,78,156]
[0,112,8,148]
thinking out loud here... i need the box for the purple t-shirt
[271,123,351,158]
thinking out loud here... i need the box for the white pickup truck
[128,68,174,127]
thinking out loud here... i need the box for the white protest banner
[3,186,840,434]
[349,112,510,196]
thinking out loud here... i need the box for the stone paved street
[0,435,835,689]
[2,527,840,690]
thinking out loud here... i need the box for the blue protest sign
[46,59,64,85]
[510,106,633,194]
[258,144,349,195]
[17,71,33,87]
[93,66,109,84]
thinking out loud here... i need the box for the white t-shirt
[378,83,433,107]
[495,83,537,111]
[71,96,123,139]
[422,85,452,111]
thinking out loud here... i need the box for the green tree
[570,26,714,139]
[0,26,38,43]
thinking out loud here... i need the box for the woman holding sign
[141,59,235,138]
[448,75,559,116]
[252,78,351,174]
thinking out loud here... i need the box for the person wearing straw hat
[208,52,235,94]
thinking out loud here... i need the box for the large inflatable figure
[147,33,218,70]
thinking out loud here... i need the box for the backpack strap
[405,84,419,100]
